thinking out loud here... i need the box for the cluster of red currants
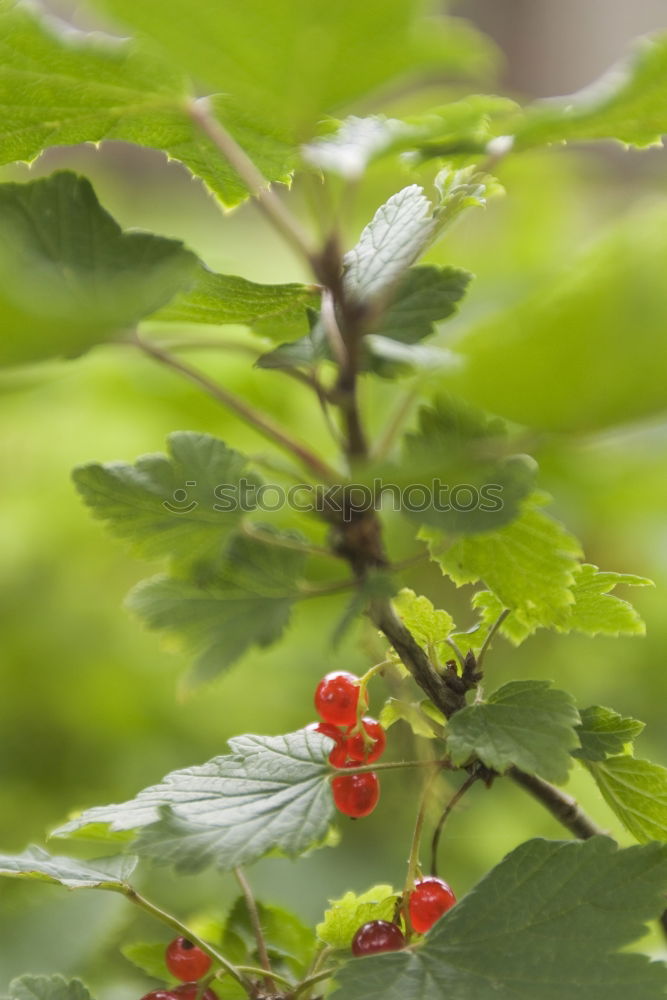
[308,671,387,818]
[141,938,214,1000]
[351,876,457,955]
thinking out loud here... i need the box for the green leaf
[53,730,336,872]
[153,268,318,341]
[446,680,580,783]
[421,493,582,633]
[453,205,667,431]
[379,698,444,739]
[515,34,667,150]
[316,884,399,950]
[7,977,93,1000]
[557,564,652,637]
[83,0,495,139]
[0,2,292,206]
[393,589,453,649]
[0,845,137,889]
[330,838,667,1000]
[226,897,315,974]
[127,528,306,681]
[0,172,196,366]
[121,942,172,982]
[586,756,667,843]
[73,433,258,565]
[574,706,645,762]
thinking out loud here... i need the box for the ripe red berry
[306,721,349,766]
[351,920,406,956]
[165,937,212,981]
[141,988,217,1000]
[346,717,386,763]
[332,770,380,817]
[408,876,457,933]
[315,671,367,727]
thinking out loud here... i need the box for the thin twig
[430,773,479,877]
[189,98,315,266]
[132,332,340,483]
[234,866,276,994]
[475,607,510,674]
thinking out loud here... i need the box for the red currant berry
[332,770,379,817]
[315,671,367,727]
[306,721,349,766]
[351,920,406,956]
[408,877,457,934]
[165,937,212,982]
[141,990,217,1000]
[346,717,386,764]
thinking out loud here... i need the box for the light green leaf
[515,33,667,150]
[121,942,172,982]
[557,564,652,636]
[7,977,93,1000]
[0,845,137,890]
[393,589,453,649]
[153,268,319,341]
[379,698,444,739]
[446,680,580,783]
[573,706,645,762]
[127,529,306,681]
[316,884,399,950]
[83,0,495,139]
[226,897,315,973]
[0,172,196,366]
[73,433,258,565]
[453,205,667,431]
[422,493,582,634]
[53,731,336,873]
[586,756,667,843]
[330,838,667,1000]
[0,2,291,206]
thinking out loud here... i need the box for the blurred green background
[2,0,667,994]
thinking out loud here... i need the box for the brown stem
[233,867,276,994]
[132,332,339,483]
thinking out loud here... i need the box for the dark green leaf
[331,838,667,1000]
[54,731,336,873]
[446,681,580,783]
[574,706,645,762]
[0,172,196,366]
[226,897,315,973]
[0,845,136,889]
[74,433,258,565]
[586,756,667,843]
[127,528,306,682]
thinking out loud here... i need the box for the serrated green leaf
[0,845,137,889]
[515,33,667,150]
[331,838,667,1000]
[557,564,652,636]
[393,589,453,650]
[127,528,306,681]
[73,433,258,565]
[379,698,444,739]
[53,731,336,873]
[586,756,667,843]
[0,3,292,206]
[422,493,582,633]
[121,942,172,982]
[7,977,93,1000]
[153,268,318,341]
[83,0,495,139]
[454,205,667,431]
[316,884,399,950]
[574,706,645,762]
[446,681,580,783]
[0,172,196,366]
